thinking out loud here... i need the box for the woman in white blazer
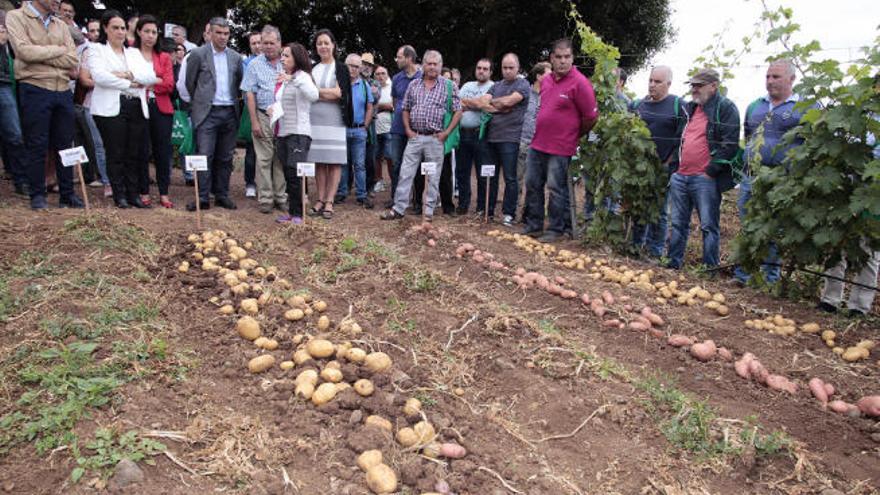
[88,10,157,208]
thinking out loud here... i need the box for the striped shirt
[403,76,460,134]
[240,54,283,110]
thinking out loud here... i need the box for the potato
[403,398,422,417]
[717,347,733,361]
[348,348,367,363]
[842,346,869,362]
[821,330,836,341]
[284,309,305,321]
[364,352,393,373]
[704,300,720,310]
[320,367,344,383]
[335,382,351,392]
[239,258,259,270]
[809,378,829,405]
[667,335,694,348]
[365,415,392,432]
[711,293,725,303]
[313,300,328,312]
[438,443,467,459]
[293,349,312,365]
[279,361,294,371]
[219,304,234,315]
[262,339,279,351]
[178,261,190,273]
[690,340,717,362]
[829,400,858,415]
[856,340,876,351]
[832,346,844,355]
[325,360,341,370]
[248,355,275,374]
[856,395,880,417]
[800,322,820,334]
[316,315,331,331]
[766,374,798,394]
[236,316,261,341]
[311,383,338,405]
[354,379,375,396]
[295,382,315,399]
[357,450,383,472]
[240,298,259,315]
[231,283,249,295]
[306,339,335,358]
[365,464,397,494]
[421,442,441,458]
[254,337,270,349]
[395,427,418,447]
[295,369,318,386]
[715,305,729,316]
[413,421,436,444]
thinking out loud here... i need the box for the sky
[626,0,878,115]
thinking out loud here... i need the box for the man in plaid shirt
[381,49,462,221]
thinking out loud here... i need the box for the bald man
[630,65,682,258]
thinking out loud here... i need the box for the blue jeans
[633,184,670,257]
[457,128,486,212]
[0,83,26,187]
[667,173,721,269]
[18,83,75,199]
[734,174,780,283]
[339,127,367,200]
[83,109,109,184]
[482,141,519,217]
[524,148,572,235]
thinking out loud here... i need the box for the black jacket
[672,92,741,192]
[332,59,354,128]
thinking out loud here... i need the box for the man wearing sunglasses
[665,68,740,271]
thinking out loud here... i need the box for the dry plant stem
[478,466,524,494]
[445,313,478,351]
[281,466,299,493]
[531,404,609,443]
[163,450,200,476]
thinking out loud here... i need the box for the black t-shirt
[631,94,681,163]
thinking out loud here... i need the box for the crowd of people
[0,1,876,314]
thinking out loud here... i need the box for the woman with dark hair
[273,42,318,224]
[306,28,351,219]
[133,15,175,208]
[88,10,158,208]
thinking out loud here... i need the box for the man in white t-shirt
[372,65,393,192]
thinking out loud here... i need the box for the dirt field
[0,167,878,495]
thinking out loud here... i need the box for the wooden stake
[301,176,306,225]
[484,176,490,223]
[193,170,202,230]
[75,161,90,211]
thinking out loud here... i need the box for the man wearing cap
[666,68,740,270]
[336,53,374,208]
[6,0,84,210]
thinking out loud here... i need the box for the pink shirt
[530,67,598,156]
[678,106,711,175]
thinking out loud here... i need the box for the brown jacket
[5,3,77,92]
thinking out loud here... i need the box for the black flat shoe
[129,197,151,209]
[186,200,210,212]
[215,197,237,209]
[115,198,130,209]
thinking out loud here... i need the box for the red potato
[824,383,835,397]
[512,275,523,285]
[648,328,665,339]
[580,293,591,305]
[438,443,467,459]
[427,239,436,247]
[461,243,475,252]
[809,378,829,405]
[640,306,653,317]
[634,316,652,328]
[667,335,694,348]
[515,267,526,276]
[619,295,630,302]
[734,353,755,379]
[488,261,505,270]
[483,252,495,260]
[766,374,798,394]
[623,304,633,312]
[602,291,615,305]
[717,347,733,361]
[857,396,880,417]
[629,321,649,332]
[690,340,717,362]
[828,400,858,415]
[554,276,567,286]
[473,254,485,263]
[560,289,577,299]
[748,360,769,385]
[602,319,622,328]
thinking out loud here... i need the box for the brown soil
[0,168,877,495]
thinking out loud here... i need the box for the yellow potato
[357,450,383,472]
[395,427,418,447]
[413,421,436,444]
[821,330,836,341]
[365,464,397,495]
[257,292,272,306]
[316,315,331,331]
[293,348,312,365]
[364,352,392,373]
[288,295,306,308]
[354,379,374,396]
[295,382,315,399]
[347,348,367,363]
[800,322,820,333]
[403,398,422,417]
[335,382,351,392]
[178,261,190,273]
[295,369,318,386]
[856,340,876,351]
[239,258,259,270]
[704,301,720,310]
[219,304,234,315]
[248,355,275,374]
[240,298,259,315]
[313,300,328,312]
[279,361,294,371]
[306,339,335,358]
[365,415,392,432]
[284,309,305,321]
[320,367,343,383]
[325,360,341,370]
[262,338,279,351]
[236,316,261,341]
[832,347,845,355]
[254,337,270,349]
[842,346,869,362]
[311,383,337,405]
[712,293,725,303]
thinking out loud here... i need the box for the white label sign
[58,146,88,167]
[421,162,437,175]
[481,165,496,177]
[185,155,208,172]
[297,162,316,177]
[163,23,176,38]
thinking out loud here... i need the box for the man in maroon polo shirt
[522,38,598,241]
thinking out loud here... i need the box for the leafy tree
[731,4,880,289]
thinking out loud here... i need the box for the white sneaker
[502,215,514,227]
[245,185,256,198]
[372,181,386,193]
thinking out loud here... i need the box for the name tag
[58,146,88,167]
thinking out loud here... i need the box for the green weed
[71,428,165,483]
[403,269,441,292]
[63,217,157,254]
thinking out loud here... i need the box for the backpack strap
[445,78,453,113]
[673,96,680,118]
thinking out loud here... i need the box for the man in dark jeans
[6,0,83,210]
[0,18,28,196]
[386,45,422,211]
[184,17,243,211]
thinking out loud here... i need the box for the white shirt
[375,81,393,134]
[212,45,233,106]
[176,52,191,103]
[277,70,320,137]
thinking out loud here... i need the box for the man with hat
[358,51,383,194]
[665,68,740,270]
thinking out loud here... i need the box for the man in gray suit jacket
[184,17,243,211]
